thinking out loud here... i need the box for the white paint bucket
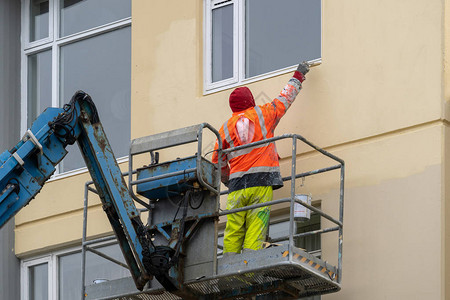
[294,194,311,222]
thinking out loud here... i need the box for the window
[295,212,321,254]
[269,212,321,254]
[22,0,132,174]
[21,256,52,300]
[204,0,321,93]
[21,242,129,300]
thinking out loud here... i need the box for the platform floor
[85,245,339,300]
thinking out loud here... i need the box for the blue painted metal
[0,92,151,291]
[0,107,67,229]
[136,156,216,200]
[185,219,200,240]
[156,223,172,241]
[71,98,153,290]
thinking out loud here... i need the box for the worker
[212,61,310,255]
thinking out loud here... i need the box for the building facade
[1,0,450,299]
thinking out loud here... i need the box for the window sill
[203,58,321,96]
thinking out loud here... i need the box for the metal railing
[218,133,345,283]
[79,131,345,299]
[127,123,223,202]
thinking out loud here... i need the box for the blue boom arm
[0,91,152,290]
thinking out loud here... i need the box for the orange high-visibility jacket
[213,76,303,192]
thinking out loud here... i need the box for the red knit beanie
[229,87,256,112]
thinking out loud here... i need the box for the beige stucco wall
[129,2,446,298]
[14,164,129,257]
[14,0,449,298]
[324,125,442,299]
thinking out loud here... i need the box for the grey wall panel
[0,0,22,299]
[0,0,21,149]
[0,219,20,300]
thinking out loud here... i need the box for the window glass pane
[30,0,49,42]
[28,50,52,127]
[59,253,81,300]
[268,214,321,252]
[28,263,48,300]
[85,244,129,285]
[295,213,321,252]
[59,244,129,299]
[60,0,131,37]
[269,221,291,246]
[212,4,233,82]
[245,0,321,78]
[59,26,131,172]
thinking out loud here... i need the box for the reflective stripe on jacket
[213,76,302,192]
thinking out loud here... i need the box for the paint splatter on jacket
[213,71,305,192]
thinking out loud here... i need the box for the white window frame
[203,0,322,94]
[21,240,126,300]
[204,0,240,91]
[21,255,54,300]
[20,0,132,178]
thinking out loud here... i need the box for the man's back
[212,61,310,255]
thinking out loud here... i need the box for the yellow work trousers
[223,186,273,254]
